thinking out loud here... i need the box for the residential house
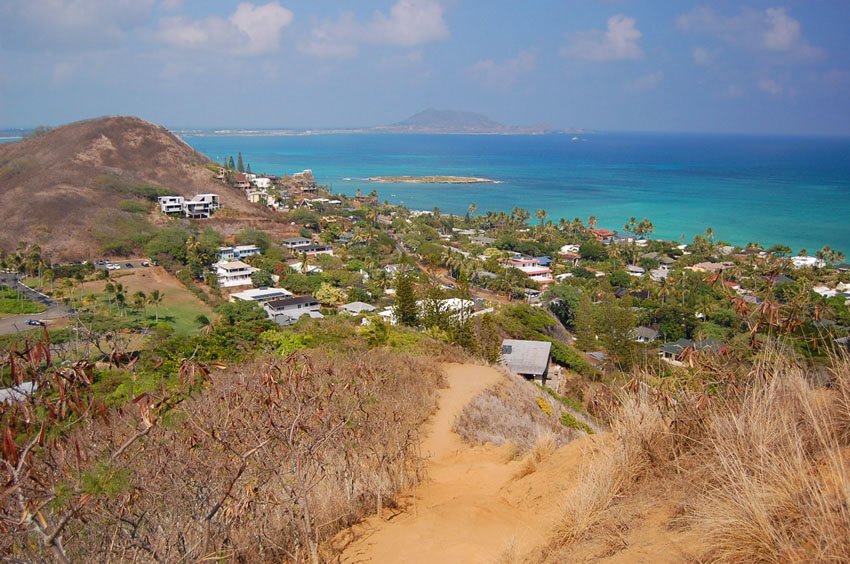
[505,256,554,285]
[632,326,659,343]
[158,196,184,214]
[158,194,220,218]
[626,265,645,277]
[689,261,734,273]
[282,236,313,250]
[300,243,334,257]
[215,260,258,288]
[229,287,292,303]
[219,245,261,262]
[588,228,616,240]
[792,256,826,269]
[252,177,273,189]
[501,339,552,385]
[264,296,323,326]
[659,338,723,364]
[340,301,377,315]
[183,194,220,218]
[471,235,496,246]
[233,173,251,190]
[288,262,322,274]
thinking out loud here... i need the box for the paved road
[0,272,69,336]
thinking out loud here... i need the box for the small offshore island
[368,175,497,184]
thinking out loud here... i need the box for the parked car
[141,261,150,267]
[25,319,45,326]
[125,263,133,268]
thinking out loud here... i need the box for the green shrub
[560,411,594,434]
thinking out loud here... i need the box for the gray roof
[633,326,659,340]
[342,301,376,314]
[501,339,551,376]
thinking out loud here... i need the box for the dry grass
[454,371,590,454]
[545,345,850,563]
[513,428,558,479]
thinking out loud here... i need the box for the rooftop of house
[341,301,377,314]
[217,260,252,271]
[265,296,320,309]
[501,339,552,377]
[229,287,292,301]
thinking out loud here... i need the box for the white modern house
[219,245,261,262]
[158,194,220,218]
[791,256,826,269]
[252,177,273,189]
[229,287,293,303]
[215,260,258,288]
[184,194,220,218]
[158,196,185,214]
[264,296,323,325]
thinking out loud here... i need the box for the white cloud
[0,0,155,50]
[160,0,183,11]
[469,49,537,87]
[158,2,293,55]
[758,78,783,95]
[677,6,823,62]
[692,47,715,66]
[300,0,448,59]
[626,70,663,92]
[559,14,643,62]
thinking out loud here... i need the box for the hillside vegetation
[0,116,269,260]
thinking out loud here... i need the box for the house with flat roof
[501,339,552,385]
[215,260,258,288]
[159,194,221,218]
[264,296,323,326]
[219,245,261,262]
[300,243,334,257]
[158,196,184,214]
[229,287,293,303]
[282,236,313,250]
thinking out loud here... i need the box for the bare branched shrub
[2,348,444,563]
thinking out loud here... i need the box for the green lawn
[0,289,47,315]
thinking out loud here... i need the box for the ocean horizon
[183,131,850,255]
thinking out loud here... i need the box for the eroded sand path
[337,363,587,563]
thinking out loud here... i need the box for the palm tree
[587,215,597,229]
[535,209,548,234]
[467,202,477,217]
[148,289,163,323]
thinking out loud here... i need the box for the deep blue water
[186,132,846,253]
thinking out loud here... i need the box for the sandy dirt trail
[338,363,584,563]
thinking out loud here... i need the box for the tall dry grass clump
[545,345,850,562]
[550,386,673,547]
[692,352,850,563]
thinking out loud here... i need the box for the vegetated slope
[0,116,265,260]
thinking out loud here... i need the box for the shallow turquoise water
[184,132,850,253]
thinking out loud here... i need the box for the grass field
[75,268,215,335]
[0,288,47,317]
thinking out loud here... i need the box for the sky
[1,1,848,134]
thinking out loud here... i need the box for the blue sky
[1,1,848,134]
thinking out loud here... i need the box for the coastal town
[5,155,848,392]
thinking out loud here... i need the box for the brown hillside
[0,116,271,261]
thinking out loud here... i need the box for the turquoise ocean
[166,132,849,254]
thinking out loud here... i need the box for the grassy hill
[0,116,271,261]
